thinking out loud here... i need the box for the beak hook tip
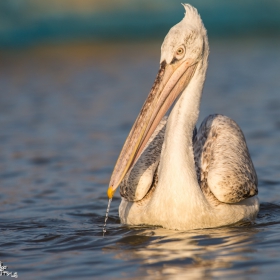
[107,185,115,199]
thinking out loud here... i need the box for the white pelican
[107,4,259,230]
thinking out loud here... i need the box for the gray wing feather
[120,117,167,201]
[193,114,258,204]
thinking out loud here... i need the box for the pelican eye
[175,47,185,59]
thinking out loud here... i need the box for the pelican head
[107,4,209,198]
[160,4,207,65]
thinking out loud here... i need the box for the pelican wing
[193,114,258,204]
[119,117,167,201]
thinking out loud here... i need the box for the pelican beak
[107,58,197,198]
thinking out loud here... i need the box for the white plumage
[109,4,259,230]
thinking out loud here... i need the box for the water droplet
[102,198,112,236]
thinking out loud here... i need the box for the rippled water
[0,38,280,279]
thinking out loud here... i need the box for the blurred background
[1,1,280,279]
[0,0,280,48]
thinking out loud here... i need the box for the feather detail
[194,114,258,204]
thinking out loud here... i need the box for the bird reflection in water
[104,224,260,279]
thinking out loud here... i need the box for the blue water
[0,37,280,279]
[0,1,280,47]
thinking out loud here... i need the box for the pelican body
[107,4,259,230]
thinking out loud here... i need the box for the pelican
[107,4,259,230]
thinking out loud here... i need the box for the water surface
[0,38,280,279]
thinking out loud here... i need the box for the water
[103,198,112,236]
[1,1,280,48]
[0,38,280,279]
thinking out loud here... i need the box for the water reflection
[106,225,260,279]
